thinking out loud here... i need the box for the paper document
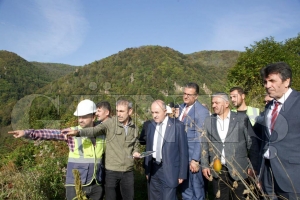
[133,151,155,158]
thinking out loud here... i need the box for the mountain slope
[0,50,79,126]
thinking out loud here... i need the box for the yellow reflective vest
[65,126,105,186]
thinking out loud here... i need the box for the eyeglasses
[183,93,197,97]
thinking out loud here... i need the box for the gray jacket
[201,111,255,180]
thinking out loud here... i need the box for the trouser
[149,161,177,200]
[66,180,104,200]
[181,169,205,200]
[105,169,134,200]
[212,165,246,200]
[262,159,300,200]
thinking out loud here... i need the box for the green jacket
[79,116,139,172]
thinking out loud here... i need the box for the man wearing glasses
[179,82,210,200]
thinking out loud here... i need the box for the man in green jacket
[65,99,140,200]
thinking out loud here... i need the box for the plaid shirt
[24,129,75,151]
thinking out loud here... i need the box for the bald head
[151,100,167,123]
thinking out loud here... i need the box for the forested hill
[188,50,240,68]
[30,62,80,82]
[0,50,79,126]
[0,46,239,129]
[38,46,239,97]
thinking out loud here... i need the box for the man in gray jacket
[66,99,140,200]
[201,92,256,200]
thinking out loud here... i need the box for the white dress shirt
[153,116,169,159]
[179,102,195,121]
[216,111,230,165]
[264,88,292,159]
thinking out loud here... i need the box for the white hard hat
[73,99,97,116]
[166,105,173,114]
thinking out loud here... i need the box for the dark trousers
[149,161,177,200]
[262,159,300,200]
[105,169,134,200]
[212,166,246,200]
[66,182,104,200]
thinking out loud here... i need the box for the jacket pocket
[288,156,300,164]
[72,164,89,184]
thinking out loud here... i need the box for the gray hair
[116,99,133,109]
[212,92,229,102]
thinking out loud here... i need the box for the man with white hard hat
[8,99,106,200]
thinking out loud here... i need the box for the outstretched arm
[8,129,65,141]
[8,130,25,138]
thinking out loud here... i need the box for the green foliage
[0,139,68,199]
[227,34,300,107]
[0,50,80,127]
[0,45,262,199]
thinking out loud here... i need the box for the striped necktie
[181,106,189,121]
[270,101,280,133]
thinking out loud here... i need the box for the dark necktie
[271,101,280,133]
[181,106,189,121]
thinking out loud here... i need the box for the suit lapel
[211,115,222,142]
[148,120,156,151]
[225,111,237,140]
[271,90,298,141]
[162,118,175,146]
[279,90,297,115]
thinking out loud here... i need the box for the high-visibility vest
[65,126,105,186]
[246,106,260,126]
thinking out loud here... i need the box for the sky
[0,0,299,66]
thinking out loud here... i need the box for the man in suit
[252,62,300,199]
[179,82,210,200]
[201,92,255,200]
[144,100,189,200]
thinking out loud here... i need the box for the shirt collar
[163,116,169,124]
[185,101,196,108]
[276,88,292,105]
[217,111,231,120]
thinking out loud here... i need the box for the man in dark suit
[144,100,189,200]
[179,82,210,200]
[253,62,300,199]
[201,92,255,200]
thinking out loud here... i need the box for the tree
[227,34,300,106]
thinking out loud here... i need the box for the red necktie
[181,106,189,121]
[271,101,280,133]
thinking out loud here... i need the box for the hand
[257,181,262,190]
[202,168,211,180]
[247,168,256,178]
[64,129,79,137]
[178,179,183,184]
[132,152,141,159]
[8,130,25,138]
[190,160,200,173]
[146,175,148,180]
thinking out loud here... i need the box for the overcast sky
[0,0,299,66]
